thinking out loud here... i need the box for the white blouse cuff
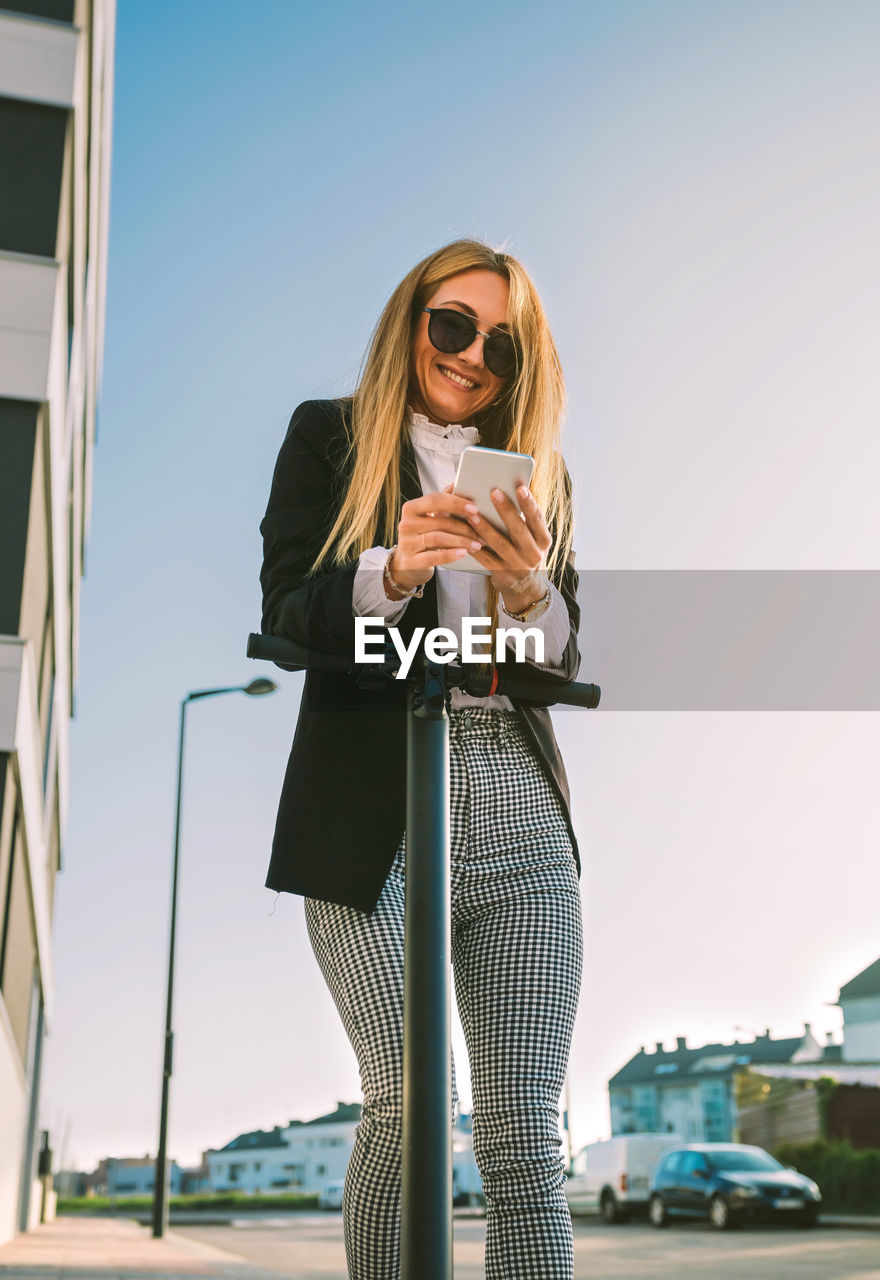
[352,547,410,623]
[498,582,570,669]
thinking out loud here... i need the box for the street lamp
[151,678,278,1237]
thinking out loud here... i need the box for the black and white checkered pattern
[305,708,583,1279]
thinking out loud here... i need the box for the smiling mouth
[438,364,477,390]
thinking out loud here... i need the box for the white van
[566,1134,684,1223]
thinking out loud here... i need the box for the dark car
[648,1143,821,1230]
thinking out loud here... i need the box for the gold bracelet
[502,584,551,623]
[384,546,425,600]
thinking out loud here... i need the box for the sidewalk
[0,1216,279,1279]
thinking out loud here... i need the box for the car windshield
[708,1149,783,1173]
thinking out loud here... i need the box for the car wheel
[797,1210,819,1229]
[648,1194,669,1229]
[600,1190,622,1224]
[708,1194,731,1230]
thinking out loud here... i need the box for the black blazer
[260,398,582,913]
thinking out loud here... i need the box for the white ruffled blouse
[351,411,571,710]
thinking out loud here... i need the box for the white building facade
[207,1104,483,1200]
[207,1106,360,1196]
[838,957,880,1062]
[0,0,114,1244]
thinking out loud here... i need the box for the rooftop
[218,1126,288,1153]
[838,955,880,1002]
[609,1026,818,1087]
[287,1102,362,1128]
[216,1103,363,1154]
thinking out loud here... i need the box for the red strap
[488,666,499,696]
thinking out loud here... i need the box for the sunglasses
[423,307,519,380]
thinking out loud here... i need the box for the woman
[260,239,582,1280]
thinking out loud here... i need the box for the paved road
[176,1214,880,1279]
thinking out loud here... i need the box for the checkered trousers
[304,707,583,1280]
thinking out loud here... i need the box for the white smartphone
[449,445,535,575]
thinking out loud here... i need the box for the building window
[634,1086,659,1131]
[0,817,38,1063]
[700,1080,729,1141]
[610,1089,634,1134]
[42,671,55,791]
[0,808,18,988]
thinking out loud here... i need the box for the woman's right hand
[386,486,483,599]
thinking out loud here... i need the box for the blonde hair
[313,239,572,581]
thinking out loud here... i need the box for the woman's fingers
[429,547,472,565]
[465,487,550,568]
[393,525,482,578]
[462,525,524,572]
[488,488,535,548]
[396,546,473,570]
[465,504,524,567]
[514,485,553,553]
[405,530,482,554]
[396,487,549,575]
[466,545,508,573]
[399,515,477,540]
[403,492,478,520]
[464,514,507,558]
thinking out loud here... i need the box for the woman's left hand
[466,485,552,612]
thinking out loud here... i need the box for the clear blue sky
[42,0,880,1170]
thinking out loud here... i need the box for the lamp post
[151,677,277,1238]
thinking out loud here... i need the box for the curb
[820,1215,880,1231]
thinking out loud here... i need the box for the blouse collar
[408,409,480,456]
